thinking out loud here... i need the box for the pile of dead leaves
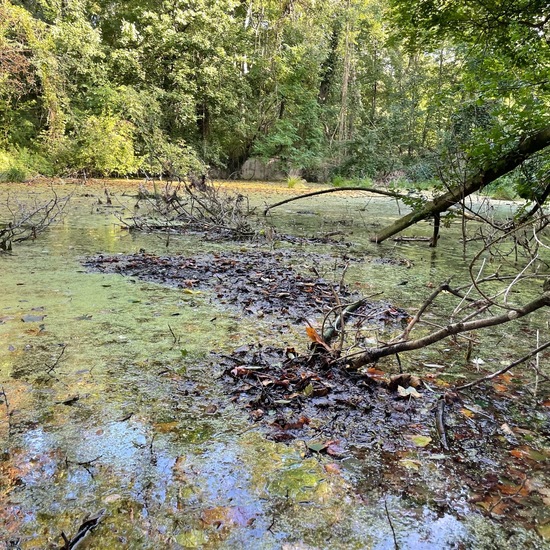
[84,251,351,321]
[216,343,550,534]
[218,344,434,450]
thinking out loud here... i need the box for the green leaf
[409,435,432,447]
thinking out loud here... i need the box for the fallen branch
[454,340,550,391]
[1,188,70,251]
[340,292,550,369]
[46,344,67,373]
[263,186,408,216]
[392,236,432,242]
[60,509,106,549]
[371,125,550,243]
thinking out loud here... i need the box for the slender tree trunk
[371,125,550,243]
[337,0,352,151]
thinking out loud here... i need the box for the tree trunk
[371,125,550,243]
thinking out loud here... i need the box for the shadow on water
[0,180,548,548]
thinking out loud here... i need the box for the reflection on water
[0,180,548,548]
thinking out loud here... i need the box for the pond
[0,179,549,549]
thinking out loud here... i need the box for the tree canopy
[0,0,548,195]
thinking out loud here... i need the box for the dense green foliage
[0,0,548,189]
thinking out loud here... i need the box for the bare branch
[340,292,550,369]
[263,186,408,216]
[455,340,550,391]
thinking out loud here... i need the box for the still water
[0,180,548,549]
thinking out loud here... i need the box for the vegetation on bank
[1,0,548,206]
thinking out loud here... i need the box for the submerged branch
[436,399,449,451]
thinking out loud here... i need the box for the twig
[394,279,451,342]
[46,344,67,373]
[436,399,449,451]
[503,255,538,305]
[384,499,399,550]
[455,340,550,391]
[167,324,180,346]
[340,292,550,369]
[0,386,12,437]
[263,186,408,215]
[321,299,366,345]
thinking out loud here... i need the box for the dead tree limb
[1,189,70,251]
[454,340,550,391]
[263,186,408,215]
[371,125,550,243]
[340,292,550,369]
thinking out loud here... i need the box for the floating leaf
[233,345,250,354]
[231,366,252,377]
[537,523,550,541]
[154,421,179,433]
[306,326,323,343]
[176,529,208,547]
[476,495,508,515]
[307,440,328,453]
[324,463,342,475]
[510,446,548,462]
[538,487,550,506]
[498,481,529,497]
[75,314,93,321]
[21,314,45,323]
[409,435,432,447]
[500,423,515,436]
[366,367,387,380]
[326,440,345,457]
[400,459,421,470]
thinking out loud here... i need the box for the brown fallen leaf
[305,326,331,352]
[324,463,342,475]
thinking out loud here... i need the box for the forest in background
[0,0,549,200]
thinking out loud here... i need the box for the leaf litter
[215,342,550,537]
[83,249,550,540]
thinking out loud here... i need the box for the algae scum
[1,181,549,549]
